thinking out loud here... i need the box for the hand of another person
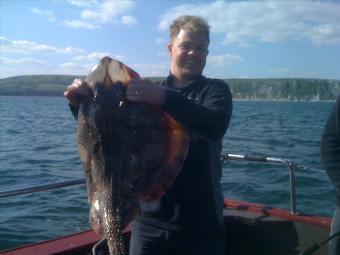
[64,78,91,106]
[126,78,166,106]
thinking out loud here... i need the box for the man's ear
[167,43,172,57]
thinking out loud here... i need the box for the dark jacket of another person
[321,95,340,206]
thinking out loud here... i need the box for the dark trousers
[129,221,225,255]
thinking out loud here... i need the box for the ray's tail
[102,176,126,255]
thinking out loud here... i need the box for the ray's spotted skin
[74,57,189,255]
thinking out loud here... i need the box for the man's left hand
[126,78,166,106]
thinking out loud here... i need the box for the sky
[1,0,340,80]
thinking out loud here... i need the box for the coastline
[1,75,339,101]
[0,94,336,102]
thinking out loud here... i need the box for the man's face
[168,29,209,83]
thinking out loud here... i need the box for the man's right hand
[64,78,91,106]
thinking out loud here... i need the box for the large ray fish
[75,56,189,255]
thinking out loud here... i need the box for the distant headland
[0,75,339,101]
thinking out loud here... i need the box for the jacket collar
[164,73,205,90]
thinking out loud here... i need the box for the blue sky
[1,0,340,80]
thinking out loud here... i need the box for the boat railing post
[288,162,297,215]
[222,154,298,215]
[92,238,107,255]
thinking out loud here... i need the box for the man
[321,95,340,255]
[65,15,232,255]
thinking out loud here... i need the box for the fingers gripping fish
[74,57,189,255]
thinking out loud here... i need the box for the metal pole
[288,162,297,214]
[222,153,298,214]
[0,179,85,198]
[1,153,299,214]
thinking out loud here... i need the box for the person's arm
[162,80,232,141]
[321,95,340,189]
[125,78,232,140]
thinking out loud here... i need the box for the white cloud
[60,62,92,75]
[113,55,126,61]
[70,0,137,28]
[61,62,89,69]
[307,23,340,45]
[158,1,340,45]
[63,54,127,75]
[30,7,55,22]
[74,52,112,62]
[63,0,137,30]
[0,37,85,55]
[0,57,52,78]
[64,0,135,29]
[1,57,47,65]
[66,0,98,7]
[63,20,100,30]
[74,53,126,63]
[0,37,129,77]
[1,58,94,78]
[131,62,169,77]
[80,0,134,23]
[208,54,243,67]
[122,15,137,26]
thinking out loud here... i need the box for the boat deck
[1,199,331,255]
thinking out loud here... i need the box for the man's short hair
[169,15,210,44]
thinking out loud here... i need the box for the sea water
[0,96,336,249]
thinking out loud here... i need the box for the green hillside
[0,75,339,100]
[0,75,84,96]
